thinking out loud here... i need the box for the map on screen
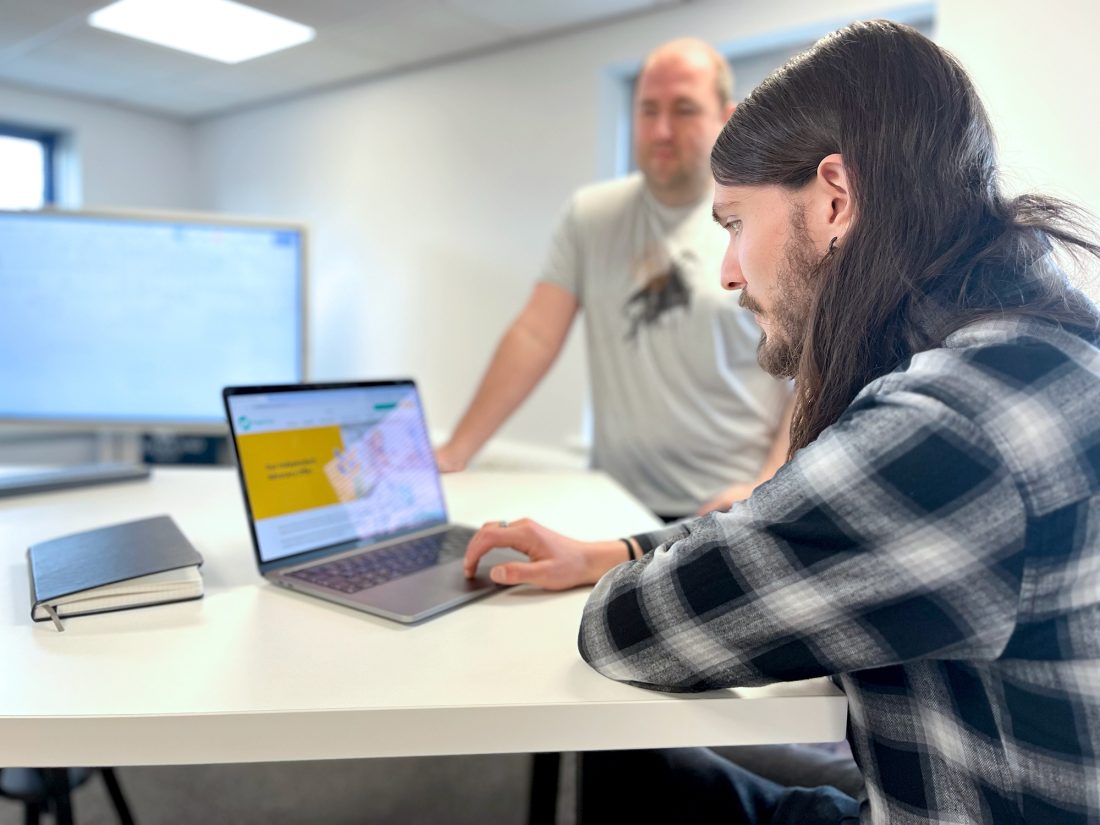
[322,396,442,536]
[230,384,448,563]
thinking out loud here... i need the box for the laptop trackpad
[352,547,526,619]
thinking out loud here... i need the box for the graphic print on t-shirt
[622,190,698,342]
[623,242,692,341]
[623,259,691,340]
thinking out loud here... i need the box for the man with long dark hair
[465,19,1100,825]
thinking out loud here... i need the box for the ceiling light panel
[88,0,315,64]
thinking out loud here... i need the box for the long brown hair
[711,20,1100,455]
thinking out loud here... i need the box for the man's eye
[725,219,742,236]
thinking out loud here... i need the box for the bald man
[436,38,792,520]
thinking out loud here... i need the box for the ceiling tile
[99,83,251,118]
[240,0,411,29]
[184,39,384,98]
[443,0,668,33]
[16,25,223,80]
[323,0,510,66]
[0,0,103,55]
[0,55,134,100]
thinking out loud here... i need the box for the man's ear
[813,153,854,243]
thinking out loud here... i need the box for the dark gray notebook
[27,515,204,629]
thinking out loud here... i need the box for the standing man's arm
[696,394,795,515]
[435,282,578,472]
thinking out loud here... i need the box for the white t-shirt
[541,173,791,515]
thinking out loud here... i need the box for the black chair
[0,767,135,825]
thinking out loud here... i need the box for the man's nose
[653,113,673,140]
[721,250,743,291]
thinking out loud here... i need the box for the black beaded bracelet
[621,538,637,561]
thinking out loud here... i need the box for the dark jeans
[579,747,861,824]
[711,744,864,800]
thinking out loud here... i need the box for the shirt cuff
[631,520,693,554]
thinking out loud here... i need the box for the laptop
[223,380,523,623]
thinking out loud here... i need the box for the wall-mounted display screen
[0,209,307,428]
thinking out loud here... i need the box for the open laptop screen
[226,383,446,563]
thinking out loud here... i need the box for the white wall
[193,0,920,456]
[0,81,196,210]
[938,0,1100,216]
[938,0,1100,301]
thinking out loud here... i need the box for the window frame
[0,123,58,207]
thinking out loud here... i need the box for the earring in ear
[827,237,838,255]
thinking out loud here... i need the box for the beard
[638,147,708,200]
[741,209,823,379]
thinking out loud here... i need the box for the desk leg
[528,752,561,825]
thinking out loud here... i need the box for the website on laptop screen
[228,385,446,563]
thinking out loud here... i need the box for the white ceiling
[0,0,686,121]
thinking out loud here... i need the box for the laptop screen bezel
[222,379,451,574]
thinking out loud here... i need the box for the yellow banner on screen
[236,426,345,520]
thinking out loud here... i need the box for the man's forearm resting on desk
[696,395,794,516]
[463,519,640,591]
[435,283,577,472]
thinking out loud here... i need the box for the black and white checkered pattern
[579,315,1100,824]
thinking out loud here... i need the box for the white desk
[0,468,846,767]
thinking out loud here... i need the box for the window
[0,125,56,209]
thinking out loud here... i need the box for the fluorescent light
[88,0,315,64]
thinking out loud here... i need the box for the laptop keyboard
[287,528,476,594]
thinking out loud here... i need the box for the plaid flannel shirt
[579,315,1100,824]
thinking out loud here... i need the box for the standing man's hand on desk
[464,519,635,591]
[695,396,794,516]
[434,444,468,473]
[435,283,579,475]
